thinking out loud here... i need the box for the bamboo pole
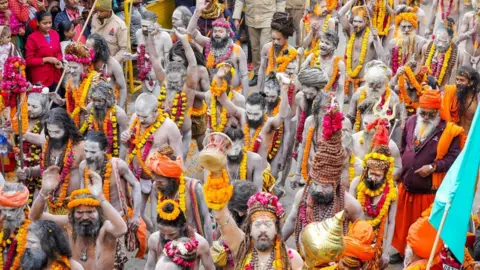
[426,203,451,270]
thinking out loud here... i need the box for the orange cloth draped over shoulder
[392,184,436,257]
[0,185,29,207]
[440,85,468,147]
[432,122,464,189]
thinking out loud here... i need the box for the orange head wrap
[395,12,419,30]
[407,217,443,259]
[419,89,442,109]
[0,184,29,208]
[146,151,184,179]
[343,220,376,262]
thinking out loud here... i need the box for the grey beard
[74,218,101,238]
[3,217,24,235]
[21,248,48,270]
[254,237,274,252]
[69,74,82,89]
[227,151,243,164]
[94,107,107,123]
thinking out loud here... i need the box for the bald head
[135,93,158,115]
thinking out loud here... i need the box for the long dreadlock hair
[234,214,292,269]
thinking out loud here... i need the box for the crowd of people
[0,0,478,268]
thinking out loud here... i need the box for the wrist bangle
[216,216,231,229]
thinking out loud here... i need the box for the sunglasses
[419,110,437,118]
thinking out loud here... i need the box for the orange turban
[343,220,376,262]
[146,152,184,178]
[419,89,442,109]
[0,185,29,208]
[407,217,443,259]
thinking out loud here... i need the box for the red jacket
[25,30,63,87]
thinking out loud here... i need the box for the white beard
[414,115,440,142]
[399,32,416,56]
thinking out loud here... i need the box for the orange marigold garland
[266,43,298,75]
[210,91,232,132]
[0,209,31,270]
[398,66,425,114]
[267,97,283,161]
[244,115,267,152]
[66,68,96,127]
[372,0,393,36]
[157,173,187,214]
[67,189,101,209]
[302,127,314,181]
[50,256,71,270]
[41,138,75,210]
[204,169,233,210]
[239,148,248,180]
[158,86,187,130]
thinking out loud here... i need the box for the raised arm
[30,166,69,227]
[187,0,210,47]
[146,28,165,83]
[194,182,213,245]
[267,73,291,130]
[338,0,356,35]
[118,159,142,228]
[109,58,127,107]
[237,46,250,96]
[215,65,246,121]
[257,43,270,91]
[86,169,128,238]
[425,0,438,36]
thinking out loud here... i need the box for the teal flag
[429,105,480,263]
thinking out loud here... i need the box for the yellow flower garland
[266,43,298,75]
[68,189,101,209]
[346,27,370,78]
[157,174,187,214]
[157,199,182,221]
[68,70,96,127]
[322,14,332,32]
[356,152,397,227]
[190,101,207,117]
[158,86,187,129]
[355,85,391,132]
[244,115,267,152]
[425,42,453,85]
[210,91,233,132]
[0,212,30,270]
[372,0,392,36]
[302,127,314,181]
[210,79,228,97]
[267,98,283,161]
[239,148,248,180]
[204,169,233,210]
[50,256,71,270]
[349,154,356,183]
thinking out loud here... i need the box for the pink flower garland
[322,106,344,141]
[439,0,453,20]
[288,84,295,106]
[296,111,307,143]
[204,41,234,67]
[391,46,400,75]
[3,238,17,269]
[247,192,285,218]
[65,49,95,64]
[128,132,154,179]
[137,45,152,81]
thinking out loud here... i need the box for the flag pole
[426,203,451,270]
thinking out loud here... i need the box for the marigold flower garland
[20,121,42,201]
[267,98,283,161]
[66,69,96,127]
[157,199,182,221]
[50,256,71,270]
[398,66,425,114]
[239,148,248,180]
[190,101,207,117]
[372,0,392,36]
[210,91,233,132]
[244,115,267,152]
[315,56,341,91]
[41,138,74,209]
[349,154,356,183]
[346,27,370,78]
[424,42,455,85]
[83,159,111,202]
[67,189,101,209]
[203,169,233,210]
[210,79,228,97]
[266,43,298,75]
[80,106,119,157]
[205,41,234,69]
[157,173,187,214]
[126,113,166,178]
[158,86,187,130]
[302,127,315,181]
[0,210,30,270]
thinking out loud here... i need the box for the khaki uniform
[286,0,304,47]
[233,0,286,75]
[91,13,128,63]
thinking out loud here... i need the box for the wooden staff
[48,0,98,109]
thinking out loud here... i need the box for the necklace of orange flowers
[41,138,74,209]
[398,66,424,112]
[267,97,283,161]
[0,210,31,269]
[83,155,112,202]
[239,147,248,180]
[126,113,167,177]
[243,115,267,152]
[372,0,392,36]
[314,56,341,91]
[302,127,315,181]
[80,106,119,157]
[50,256,71,270]
[266,42,288,75]
[210,90,233,132]
[66,69,96,127]
[158,86,187,130]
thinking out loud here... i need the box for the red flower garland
[322,106,344,141]
[163,238,199,268]
[365,185,389,216]
[296,111,307,143]
[391,46,400,75]
[439,0,454,20]
[205,41,234,69]
[137,45,152,81]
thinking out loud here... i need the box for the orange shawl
[432,122,464,189]
[440,85,459,123]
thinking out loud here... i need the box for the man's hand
[120,130,131,144]
[86,169,103,199]
[196,0,209,11]
[16,167,29,181]
[414,164,435,177]
[311,21,321,32]
[47,92,63,104]
[174,28,188,40]
[276,72,291,86]
[41,166,61,192]
[216,62,232,78]
[73,16,83,25]
[54,61,63,69]
[128,216,140,231]
[233,19,240,29]
[290,175,303,190]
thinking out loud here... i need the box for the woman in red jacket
[25,11,63,95]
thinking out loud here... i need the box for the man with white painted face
[217,66,291,191]
[282,106,363,249]
[121,93,182,232]
[78,131,146,258]
[257,12,297,91]
[187,0,249,96]
[30,167,128,270]
[171,6,192,42]
[80,82,128,158]
[300,0,337,55]
[302,30,345,106]
[456,0,480,72]
[17,108,85,214]
[21,220,83,270]
[421,22,461,88]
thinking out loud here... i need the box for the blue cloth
[429,104,480,263]
[45,35,51,43]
